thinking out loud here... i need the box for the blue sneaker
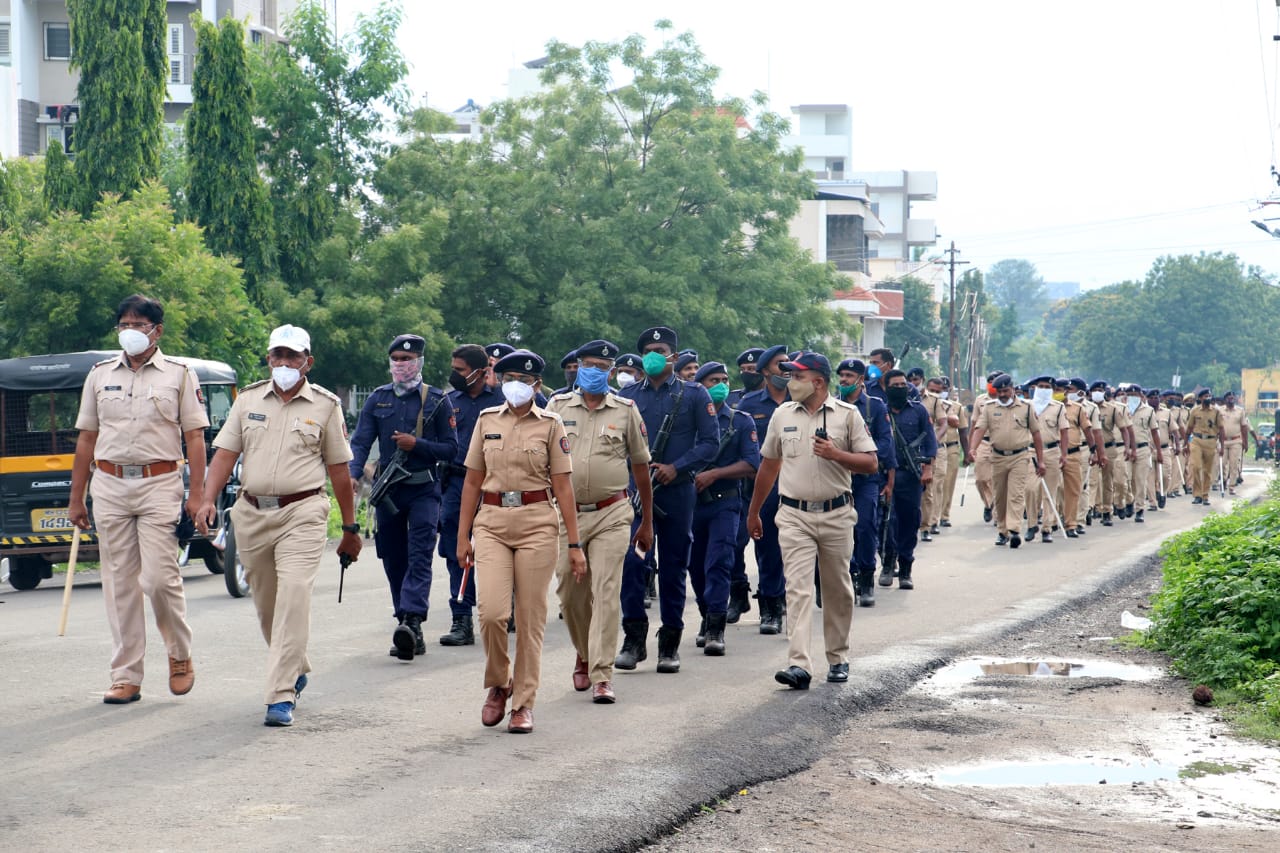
[294,674,308,700]
[264,701,295,727]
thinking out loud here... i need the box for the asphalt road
[1,470,1269,852]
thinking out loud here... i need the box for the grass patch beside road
[1145,479,1280,741]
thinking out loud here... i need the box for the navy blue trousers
[437,476,477,616]
[374,482,440,618]
[849,473,882,576]
[751,486,785,598]
[689,496,740,615]
[621,483,694,628]
[730,497,750,586]
[892,472,924,564]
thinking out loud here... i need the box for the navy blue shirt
[737,386,792,445]
[848,390,897,472]
[714,406,761,473]
[446,383,505,466]
[886,398,938,475]
[618,373,719,476]
[349,383,458,479]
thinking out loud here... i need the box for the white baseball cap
[268,324,311,353]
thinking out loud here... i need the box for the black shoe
[1124,503,1134,519]
[897,558,913,590]
[695,614,708,648]
[930,524,941,535]
[439,613,475,646]
[655,626,682,674]
[995,534,1010,546]
[1134,510,1145,523]
[856,567,877,607]
[1041,530,1052,543]
[827,663,850,683]
[878,563,894,587]
[1157,492,1166,509]
[1009,533,1021,549]
[393,615,418,662]
[1191,496,1203,505]
[410,614,427,655]
[920,529,933,543]
[726,580,751,624]
[940,519,952,528]
[1026,525,1039,538]
[983,506,993,523]
[703,613,726,657]
[774,666,811,690]
[1203,499,1211,507]
[614,619,648,670]
[1075,526,1086,536]
[1085,511,1093,526]
[759,596,784,635]
[1101,512,1113,526]
[507,616,516,633]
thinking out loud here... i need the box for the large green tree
[187,14,275,305]
[376,24,847,375]
[884,275,942,366]
[986,258,1048,326]
[67,0,167,213]
[42,141,77,214]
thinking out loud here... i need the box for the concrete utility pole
[934,242,970,389]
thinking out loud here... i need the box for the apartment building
[0,0,294,158]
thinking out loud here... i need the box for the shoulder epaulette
[614,395,635,407]
[91,357,116,369]
[309,383,342,404]
[549,391,576,402]
[478,403,506,416]
[242,378,271,391]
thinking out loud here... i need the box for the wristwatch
[340,523,360,534]
[567,542,582,549]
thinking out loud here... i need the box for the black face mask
[449,369,478,393]
[740,372,764,391]
[767,374,790,392]
[887,386,910,409]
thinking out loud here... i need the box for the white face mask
[1032,387,1052,411]
[939,391,950,400]
[502,380,535,407]
[272,366,302,391]
[1091,391,1105,403]
[615,372,637,388]
[996,396,1015,407]
[118,328,152,356]
[1068,392,1082,403]
[1126,396,1140,414]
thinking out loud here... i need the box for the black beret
[737,347,765,367]
[679,348,698,359]
[986,371,1005,382]
[615,353,642,370]
[1162,389,1180,396]
[992,374,1014,390]
[1089,379,1109,392]
[559,349,579,369]
[758,344,789,371]
[494,349,545,376]
[673,353,698,373]
[485,343,516,360]
[637,326,678,352]
[388,334,425,355]
[693,362,729,383]
[1068,378,1088,391]
[575,340,620,361]
[836,358,865,375]
[906,367,925,379]
[1029,374,1053,385]
[1054,377,1071,387]
[1197,387,1212,398]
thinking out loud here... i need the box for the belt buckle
[500,491,522,507]
[802,500,821,512]
[121,464,145,480]
[577,503,597,513]
[258,495,281,509]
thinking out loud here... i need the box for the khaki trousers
[921,437,948,528]
[940,443,962,522]
[991,451,1032,536]
[1128,446,1151,510]
[474,502,559,711]
[974,441,994,508]
[555,499,632,685]
[1027,448,1062,529]
[1189,439,1217,500]
[1107,446,1128,511]
[776,503,855,676]
[1059,451,1085,530]
[1081,453,1098,523]
[90,468,190,686]
[232,493,329,705]
[1224,440,1243,488]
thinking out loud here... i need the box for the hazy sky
[338,0,1280,290]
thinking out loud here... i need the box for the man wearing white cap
[197,325,363,727]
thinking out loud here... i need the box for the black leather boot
[393,614,418,661]
[438,613,475,646]
[388,613,404,657]
[614,619,648,670]
[758,596,783,635]
[857,566,876,606]
[877,561,894,587]
[695,609,708,649]
[656,626,682,673]
[703,612,726,656]
[897,558,914,590]
[410,613,427,655]
[726,580,751,624]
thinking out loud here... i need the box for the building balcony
[906,218,937,246]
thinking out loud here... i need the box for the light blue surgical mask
[866,364,882,382]
[576,365,610,394]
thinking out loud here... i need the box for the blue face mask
[576,365,610,394]
[866,364,882,382]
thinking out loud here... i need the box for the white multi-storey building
[0,0,294,158]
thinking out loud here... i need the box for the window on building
[46,124,75,154]
[1259,391,1278,411]
[45,23,71,61]
[167,24,184,84]
[827,214,867,273]
[0,22,11,65]
[250,29,264,45]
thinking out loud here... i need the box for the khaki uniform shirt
[1098,401,1129,444]
[548,391,651,504]
[1131,403,1157,446]
[1185,406,1221,442]
[940,398,963,445]
[1153,406,1173,447]
[760,396,876,501]
[75,348,209,463]
[1034,400,1067,447]
[1220,406,1247,444]
[465,403,573,493]
[974,399,1041,452]
[1081,398,1101,432]
[1064,400,1092,448]
[213,379,352,495]
[921,391,949,437]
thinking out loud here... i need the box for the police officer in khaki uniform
[197,324,362,727]
[1075,378,1105,533]
[69,294,209,705]
[547,340,653,705]
[457,350,586,734]
[1125,384,1162,522]
[1024,375,1068,543]
[931,377,969,530]
[1184,388,1224,505]
[917,378,954,541]
[1219,391,1249,494]
[1093,382,1130,525]
[972,372,1003,523]
[1148,389,1174,507]
[747,352,878,690]
[968,374,1046,548]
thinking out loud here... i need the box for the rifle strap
[415,384,428,437]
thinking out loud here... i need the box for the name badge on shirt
[484,433,502,440]
[104,385,122,391]
[783,426,798,432]
[563,420,577,426]
[248,413,267,422]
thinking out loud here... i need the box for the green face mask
[708,382,730,405]
[642,351,668,377]
[837,382,858,400]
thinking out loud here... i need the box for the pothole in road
[928,657,1163,687]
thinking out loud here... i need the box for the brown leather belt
[482,489,551,507]
[240,488,325,509]
[577,490,628,513]
[97,460,179,479]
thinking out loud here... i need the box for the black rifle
[366,386,447,515]
[888,411,927,480]
[696,407,740,504]
[630,379,688,521]
[877,489,896,571]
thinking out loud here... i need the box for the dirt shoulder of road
[646,567,1280,853]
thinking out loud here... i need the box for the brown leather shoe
[591,681,615,704]
[103,683,141,704]
[482,680,512,727]
[508,706,533,733]
[169,657,195,696]
[572,655,590,691]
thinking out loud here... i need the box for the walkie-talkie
[815,408,829,440]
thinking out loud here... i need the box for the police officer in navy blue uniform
[614,326,719,674]
[674,351,699,381]
[736,343,791,634]
[613,353,643,392]
[688,362,760,656]
[880,368,936,591]
[551,348,580,397]
[437,344,504,646]
[835,359,896,606]
[726,346,765,620]
[349,334,459,661]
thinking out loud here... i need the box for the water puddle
[927,759,1179,787]
[929,657,1162,687]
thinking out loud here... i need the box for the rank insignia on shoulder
[560,437,571,454]
[248,413,267,421]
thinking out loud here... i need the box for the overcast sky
[338,0,1280,290]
